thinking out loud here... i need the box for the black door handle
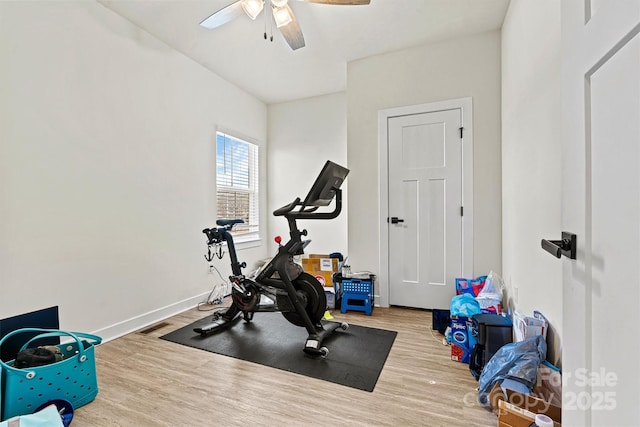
[389,217,405,224]
[541,232,577,259]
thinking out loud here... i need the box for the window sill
[233,236,262,250]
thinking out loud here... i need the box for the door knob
[389,217,405,224]
[541,232,577,259]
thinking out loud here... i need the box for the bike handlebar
[272,190,342,220]
[273,197,301,216]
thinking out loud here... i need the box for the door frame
[377,97,474,308]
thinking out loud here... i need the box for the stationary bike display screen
[302,160,349,207]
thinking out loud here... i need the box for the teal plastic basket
[0,328,101,421]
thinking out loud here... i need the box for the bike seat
[216,219,244,227]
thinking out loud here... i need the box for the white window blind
[216,132,259,238]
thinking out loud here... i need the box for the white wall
[0,1,268,340]
[267,93,348,257]
[501,0,562,365]
[347,31,503,302]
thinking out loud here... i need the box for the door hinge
[459,127,464,138]
[460,206,464,216]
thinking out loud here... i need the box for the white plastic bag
[0,404,64,427]
[476,270,504,314]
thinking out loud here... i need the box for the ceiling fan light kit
[201,0,371,51]
[241,0,264,20]
[273,5,293,28]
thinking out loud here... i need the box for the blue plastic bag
[450,293,482,317]
[477,335,547,407]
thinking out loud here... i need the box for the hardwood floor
[73,304,497,426]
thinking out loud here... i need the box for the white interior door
[387,108,462,309]
[561,1,640,425]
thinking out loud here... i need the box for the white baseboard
[92,292,209,343]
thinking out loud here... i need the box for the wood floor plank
[72,304,497,426]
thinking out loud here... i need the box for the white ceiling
[98,0,510,104]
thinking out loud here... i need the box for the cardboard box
[533,365,562,407]
[488,365,563,414]
[450,315,472,363]
[497,390,561,427]
[488,381,509,412]
[489,380,561,425]
[301,256,338,288]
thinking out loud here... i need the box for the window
[216,132,259,240]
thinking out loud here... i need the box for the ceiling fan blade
[278,4,305,50]
[200,1,245,29]
[299,0,370,5]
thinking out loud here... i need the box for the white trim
[377,97,474,308]
[216,126,261,149]
[91,292,210,343]
[224,237,262,250]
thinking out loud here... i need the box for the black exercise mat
[160,312,396,392]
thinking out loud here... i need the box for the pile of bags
[446,271,506,363]
[454,270,504,314]
[444,271,562,424]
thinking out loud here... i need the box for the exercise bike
[196,160,349,357]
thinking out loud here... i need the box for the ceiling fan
[200,0,371,51]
